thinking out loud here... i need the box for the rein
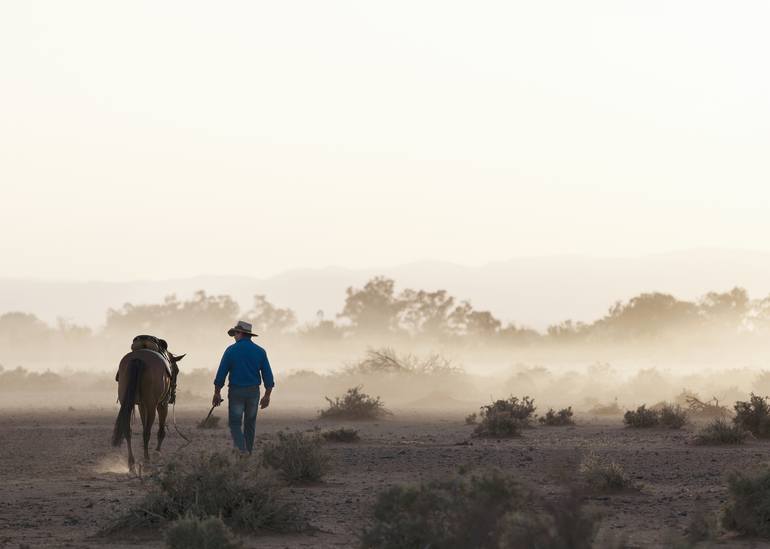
[171,401,191,445]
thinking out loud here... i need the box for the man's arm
[259,350,275,409]
[212,349,231,406]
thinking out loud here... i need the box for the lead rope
[171,401,192,445]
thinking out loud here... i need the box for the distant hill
[3,249,770,331]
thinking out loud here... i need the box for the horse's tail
[112,358,143,447]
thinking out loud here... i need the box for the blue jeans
[228,385,260,453]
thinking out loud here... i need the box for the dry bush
[539,407,575,426]
[344,347,462,376]
[694,419,748,445]
[678,391,729,420]
[659,404,687,429]
[473,396,536,438]
[579,453,638,493]
[360,470,600,549]
[319,386,389,420]
[465,412,477,425]
[623,405,659,428]
[262,430,331,483]
[685,502,718,544]
[722,467,770,538]
[734,393,770,437]
[165,514,239,549]
[321,427,360,443]
[106,451,301,534]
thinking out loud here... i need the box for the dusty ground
[1,406,769,548]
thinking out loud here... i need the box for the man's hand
[212,390,223,407]
[260,393,271,409]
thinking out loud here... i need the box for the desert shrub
[678,391,729,420]
[465,413,477,425]
[262,430,331,483]
[107,451,300,533]
[733,393,770,437]
[197,416,220,429]
[319,386,389,420]
[722,467,770,538]
[360,470,599,549]
[165,514,239,549]
[539,407,575,426]
[659,403,687,429]
[587,400,622,416]
[473,396,536,438]
[496,491,600,549]
[345,347,462,376]
[623,405,659,428]
[694,419,748,445]
[579,452,637,493]
[321,427,360,443]
[685,502,718,544]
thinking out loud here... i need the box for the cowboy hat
[227,320,259,337]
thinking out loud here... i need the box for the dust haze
[3,275,769,416]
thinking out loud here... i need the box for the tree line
[0,278,766,352]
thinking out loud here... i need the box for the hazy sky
[2,1,769,280]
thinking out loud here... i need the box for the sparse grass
[165,514,239,549]
[539,407,575,426]
[733,393,770,437]
[360,469,600,549]
[722,467,770,538]
[196,416,220,429]
[579,452,638,493]
[321,427,360,443]
[319,386,389,420]
[694,419,748,445]
[105,451,301,534]
[659,403,687,429]
[262,430,332,483]
[473,396,536,438]
[623,405,659,428]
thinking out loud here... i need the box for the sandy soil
[1,406,769,549]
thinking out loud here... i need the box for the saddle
[115,335,180,404]
[131,335,173,377]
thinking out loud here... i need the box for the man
[213,320,275,454]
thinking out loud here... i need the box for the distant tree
[546,319,589,342]
[499,323,541,344]
[594,292,700,340]
[698,287,749,332]
[0,312,52,346]
[398,289,455,338]
[447,301,501,337]
[298,310,344,341]
[339,277,404,335]
[245,295,297,335]
[104,290,239,343]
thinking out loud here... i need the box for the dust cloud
[1,279,769,416]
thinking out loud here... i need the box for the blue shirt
[214,339,275,389]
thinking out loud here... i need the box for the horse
[111,348,185,471]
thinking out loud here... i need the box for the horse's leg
[126,412,136,473]
[142,404,156,463]
[156,403,168,452]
